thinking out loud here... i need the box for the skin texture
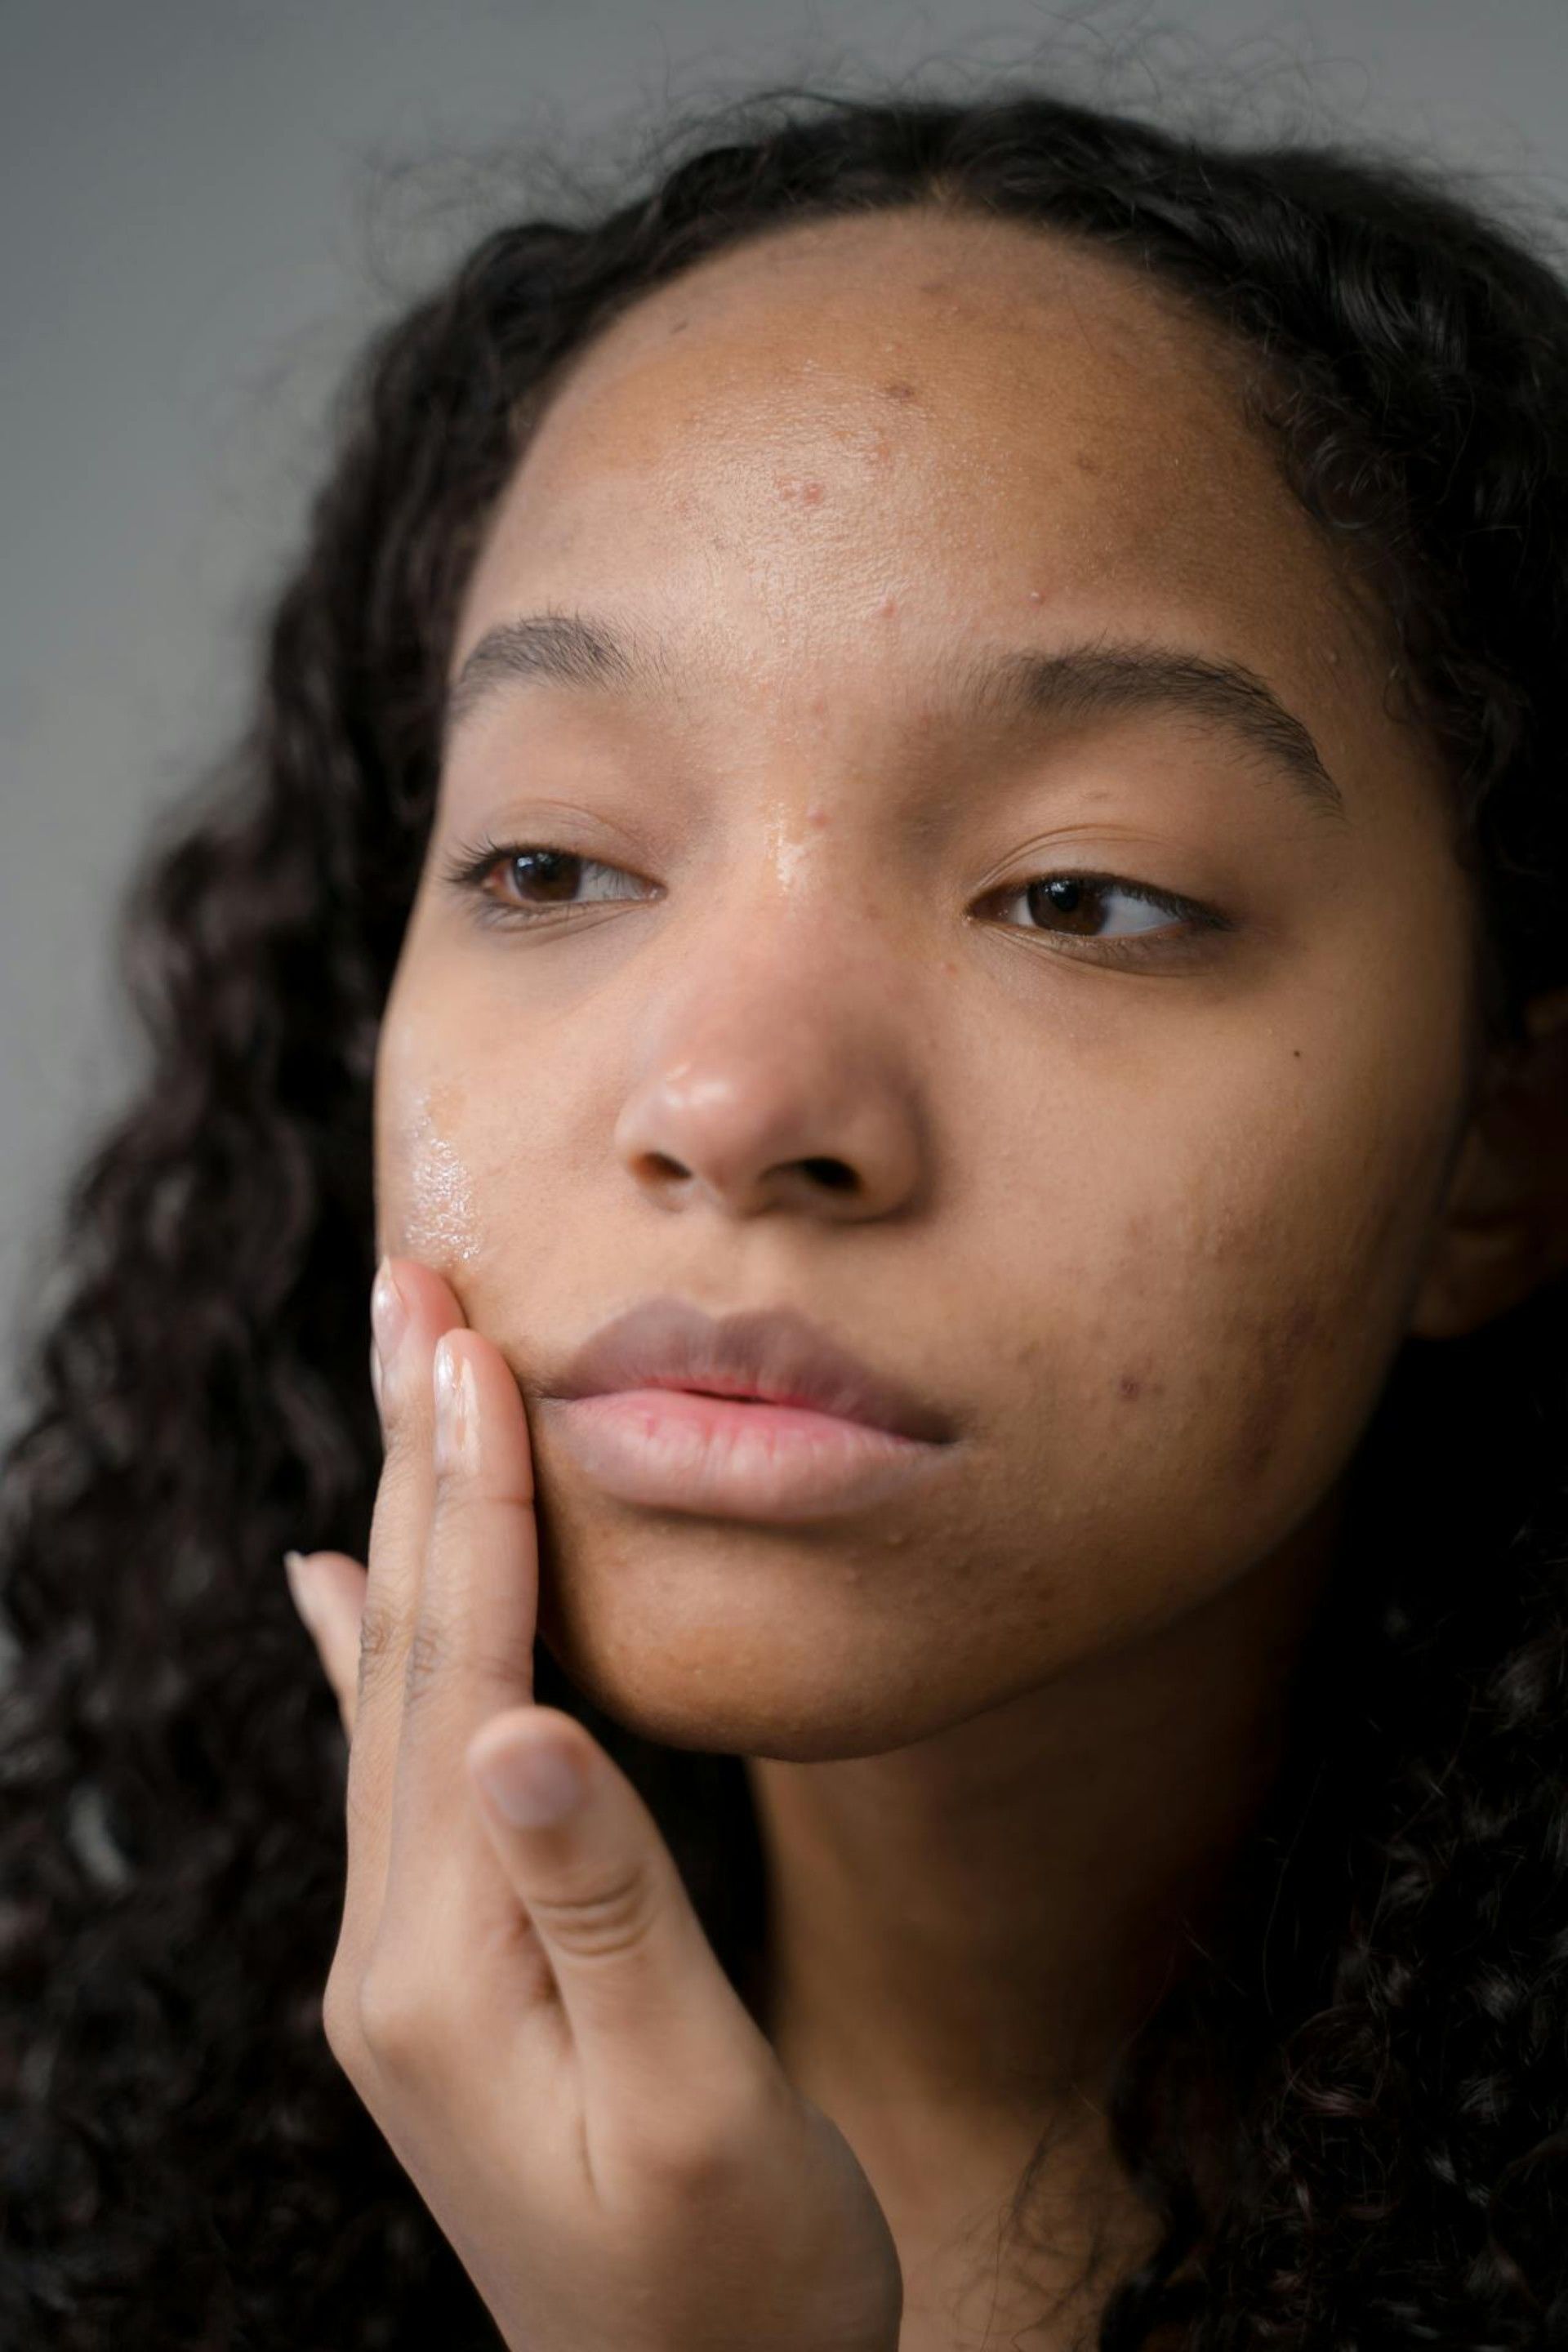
[353,207,1568,2340]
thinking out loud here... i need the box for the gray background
[6,0,1567,1441]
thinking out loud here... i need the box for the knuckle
[355,1961,442,2074]
[425,1468,483,1538]
[375,1402,424,1465]
[404,1596,532,1717]
[527,1862,662,1963]
[354,1597,408,1711]
[401,1615,448,1710]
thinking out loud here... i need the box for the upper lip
[548,1298,956,1443]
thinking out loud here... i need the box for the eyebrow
[441,609,1348,824]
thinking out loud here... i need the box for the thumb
[465,1705,762,2105]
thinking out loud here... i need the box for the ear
[1408,985,1568,1341]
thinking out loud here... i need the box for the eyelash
[437,834,1235,965]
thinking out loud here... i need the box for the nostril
[801,1158,857,1191]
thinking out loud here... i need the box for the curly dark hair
[5,65,1568,2350]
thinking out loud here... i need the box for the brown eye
[492,848,589,907]
[981,870,1231,963]
[443,839,653,924]
[1000,872,1180,940]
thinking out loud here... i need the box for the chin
[527,1479,994,1758]
[534,1587,957,1764]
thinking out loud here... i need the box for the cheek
[376,1072,486,1272]
[1066,1089,1439,1535]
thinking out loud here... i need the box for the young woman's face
[373,207,1480,1758]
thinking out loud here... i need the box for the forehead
[457,207,1372,704]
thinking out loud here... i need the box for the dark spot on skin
[881,378,919,402]
[1118,1375,1143,1401]
[1074,451,1102,476]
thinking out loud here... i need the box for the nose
[611,894,928,1223]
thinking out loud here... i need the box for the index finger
[338,1257,469,1957]
[389,1325,541,1805]
[376,1325,545,1958]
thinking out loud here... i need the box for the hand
[283,1254,903,2352]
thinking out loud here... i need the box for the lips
[547,1297,956,1445]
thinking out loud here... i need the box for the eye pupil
[1027,875,1090,924]
[511,848,578,902]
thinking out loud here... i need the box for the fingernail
[283,1548,320,1631]
[474,1736,584,1826]
[433,1333,478,1474]
[370,1258,408,1401]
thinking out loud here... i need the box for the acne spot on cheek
[880,378,918,403]
[1116,1358,1165,1403]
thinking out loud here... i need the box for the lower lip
[544,1388,950,1522]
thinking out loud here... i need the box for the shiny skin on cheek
[392,1085,484,1267]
